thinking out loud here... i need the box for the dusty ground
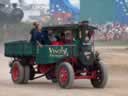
[0,46,128,96]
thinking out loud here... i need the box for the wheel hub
[59,67,68,84]
[12,64,19,81]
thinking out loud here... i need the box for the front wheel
[91,62,108,88]
[56,62,74,89]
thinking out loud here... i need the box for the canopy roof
[43,24,97,31]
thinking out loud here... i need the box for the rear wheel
[24,65,30,83]
[11,61,25,84]
[91,62,108,88]
[56,62,74,89]
[11,61,30,84]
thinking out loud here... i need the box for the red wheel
[11,61,30,84]
[59,67,68,85]
[12,64,19,81]
[11,61,25,84]
[56,62,74,89]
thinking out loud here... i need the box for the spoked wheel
[91,62,108,88]
[11,63,20,81]
[56,62,74,89]
[11,61,30,84]
[11,61,25,84]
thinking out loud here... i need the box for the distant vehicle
[5,22,108,89]
[0,3,24,23]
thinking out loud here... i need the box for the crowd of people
[94,23,128,40]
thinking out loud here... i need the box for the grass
[95,40,128,46]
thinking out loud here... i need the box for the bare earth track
[0,46,128,96]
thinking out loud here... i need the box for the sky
[70,0,80,8]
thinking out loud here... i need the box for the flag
[49,0,80,23]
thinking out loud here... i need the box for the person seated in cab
[47,30,61,45]
[64,30,74,44]
[41,28,50,45]
[59,31,74,45]
[60,32,65,44]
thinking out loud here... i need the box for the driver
[64,30,73,44]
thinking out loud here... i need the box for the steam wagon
[5,22,108,89]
